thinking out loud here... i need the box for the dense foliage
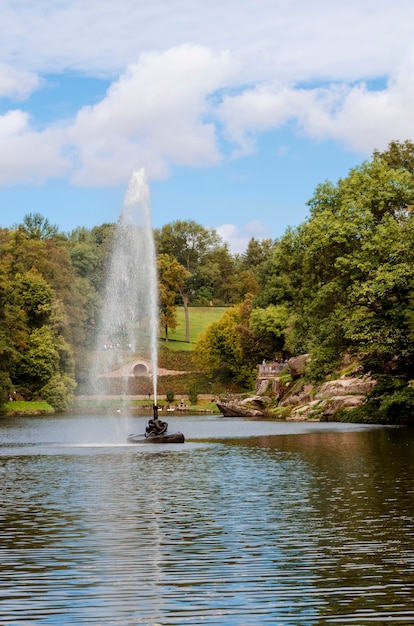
[1,141,414,420]
[0,214,247,410]
[256,146,414,382]
[194,142,414,420]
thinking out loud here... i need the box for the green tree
[258,154,414,381]
[17,212,59,240]
[195,297,258,387]
[0,229,77,406]
[249,304,290,359]
[157,253,190,340]
[373,139,414,175]
[0,258,21,409]
[41,373,77,412]
[240,237,274,270]
[155,220,228,341]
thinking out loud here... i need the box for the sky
[1,1,414,252]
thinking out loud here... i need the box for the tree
[373,139,414,175]
[240,237,274,270]
[257,154,414,381]
[195,297,261,387]
[0,228,77,406]
[157,254,190,340]
[249,304,290,359]
[0,258,21,409]
[17,213,59,240]
[11,271,76,400]
[155,220,228,341]
[41,373,76,412]
[195,303,251,386]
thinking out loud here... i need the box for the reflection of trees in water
[1,424,413,622]
[265,428,414,618]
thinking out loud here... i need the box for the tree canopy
[1,140,414,420]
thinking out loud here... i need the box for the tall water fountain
[93,169,185,443]
[93,169,158,405]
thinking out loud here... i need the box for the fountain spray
[94,169,159,407]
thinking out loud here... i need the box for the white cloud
[67,45,233,185]
[217,221,271,254]
[0,110,29,138]
[216,52,414,156]
[2,1,414,82]
[0,111,68,184]
[1,2,414,185]
[0,64,39,99]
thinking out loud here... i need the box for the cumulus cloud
[67,45,233,185]
[2,1,413,81]
[1,1,414,185]
[0,111,69,184]
[0,64,39,99]
[216,53,414,157]
[217,221,271,254]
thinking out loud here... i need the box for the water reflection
[0,415,413,624]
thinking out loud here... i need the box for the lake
[1,414,413,624]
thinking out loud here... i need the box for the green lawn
[4,400,55,415]
[162,306,227,351]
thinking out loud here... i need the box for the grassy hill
[161,306,228,351]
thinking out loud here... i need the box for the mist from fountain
[92,169,158,404]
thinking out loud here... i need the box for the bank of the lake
[3,400,55,416]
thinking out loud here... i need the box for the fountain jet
[92,169,158,403]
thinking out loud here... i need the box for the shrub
[188,382,198,405]
[41,374,76,412]
[166,390,175,403]
[0,371,12,414]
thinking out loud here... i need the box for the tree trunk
[182,293,190,342]
[164,324,169,341]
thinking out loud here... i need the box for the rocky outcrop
[217,350,377,421]
[279,382,313,407]
[315,377,376,398]
[217,395,271,417]
[288,394,366,420]
[286,376,376,420]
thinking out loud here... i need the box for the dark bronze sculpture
[127,403,185,444]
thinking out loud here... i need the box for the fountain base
[128,415,185,444]
[127,431,185,444]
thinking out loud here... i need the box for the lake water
[1,414,413,625]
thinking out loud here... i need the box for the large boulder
[288,354,310,379]
[217,395,270,417]
[282,374,376,420]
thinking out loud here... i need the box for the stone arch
[133,362,149,377]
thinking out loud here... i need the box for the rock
[240,395,270,408]
[216,401,264,417]
[315,377,376,398]
[288,354,310,379]
[256,378,272,394]
[287,394,367,421]
[321,395,366,415]
[287,400,322,420]
[217,395,270,417]
[279,383,314,407]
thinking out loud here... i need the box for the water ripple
[0,418,413,624]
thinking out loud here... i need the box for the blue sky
[1,1,414,251]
